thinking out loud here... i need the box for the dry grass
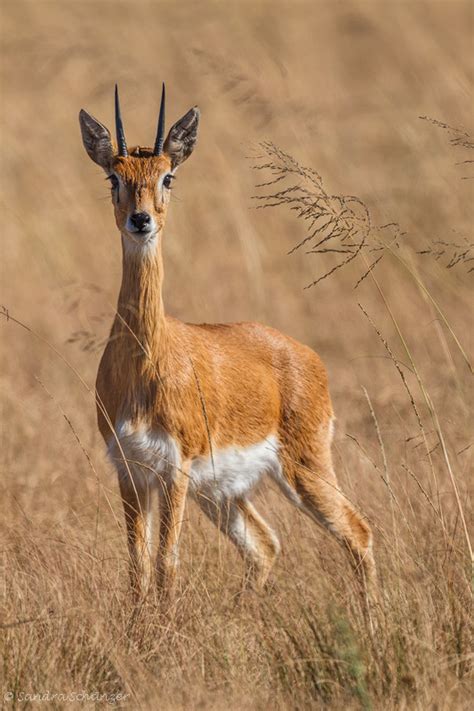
[1,1,473,709]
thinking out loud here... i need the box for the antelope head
[79,85,199,247]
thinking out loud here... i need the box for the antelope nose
[130,212,151,231]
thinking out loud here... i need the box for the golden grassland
[1,1,472,709]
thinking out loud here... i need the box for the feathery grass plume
[250,141,411,288]
[419,116,474,162]
[250,140,473,287]
[416,236,474,274]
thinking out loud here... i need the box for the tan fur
[156,462,190,594]
[80,114,376,599]
[119,468,153,600]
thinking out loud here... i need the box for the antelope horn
[153,83,166,156]
[114,84,128,157]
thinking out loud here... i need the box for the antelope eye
[163,174,175,190]
[106,174,119,190]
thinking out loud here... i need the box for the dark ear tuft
[79,109,114,171]
[163,107,200,170]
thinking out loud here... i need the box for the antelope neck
[116,233,167,364]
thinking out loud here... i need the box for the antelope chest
[108,420,281,501]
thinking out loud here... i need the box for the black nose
[130,212,151,231]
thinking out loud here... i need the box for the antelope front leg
[156,463,190,596]
[119,475,153,602]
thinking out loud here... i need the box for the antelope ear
[79,109,114,172]
[163,107,200,170]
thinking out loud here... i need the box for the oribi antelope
[79,85,376,599]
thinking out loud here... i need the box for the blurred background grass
[1,1,472,709]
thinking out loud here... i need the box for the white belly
[108,422,281,501]
[189,435,281,500]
